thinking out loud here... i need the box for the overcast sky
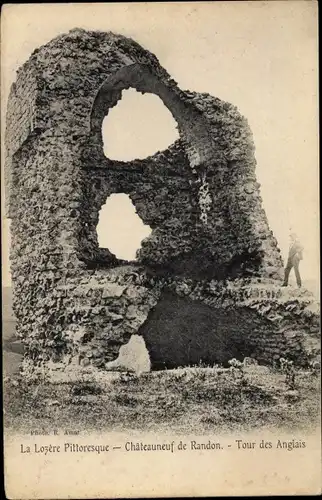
[1,2,319,287]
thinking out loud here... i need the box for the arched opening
[102,88,179,161]
[96,193,152,261]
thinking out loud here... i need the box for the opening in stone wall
[102,88,179,160]
[96,193,152,260]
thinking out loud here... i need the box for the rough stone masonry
[5,29,320,376]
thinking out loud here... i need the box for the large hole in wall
[96,193,152,261]
[102,88,179,160]
[139,293,271,370]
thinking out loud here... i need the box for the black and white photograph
[2,2,320,497]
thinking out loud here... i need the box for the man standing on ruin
[282,232,304,288]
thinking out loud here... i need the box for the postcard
[2,2,320,498]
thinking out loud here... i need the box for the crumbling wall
[85,61,284,279]
[140,280,320,369]
[5,29,319,375]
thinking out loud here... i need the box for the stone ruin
[5,29,320,377]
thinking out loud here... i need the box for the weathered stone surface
[5,29,320,376]
[101,284,127,298]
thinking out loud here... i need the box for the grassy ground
[4,365,320,435]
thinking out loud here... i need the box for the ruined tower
[5,29,320,375]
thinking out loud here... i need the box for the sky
[1,2,319,287]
